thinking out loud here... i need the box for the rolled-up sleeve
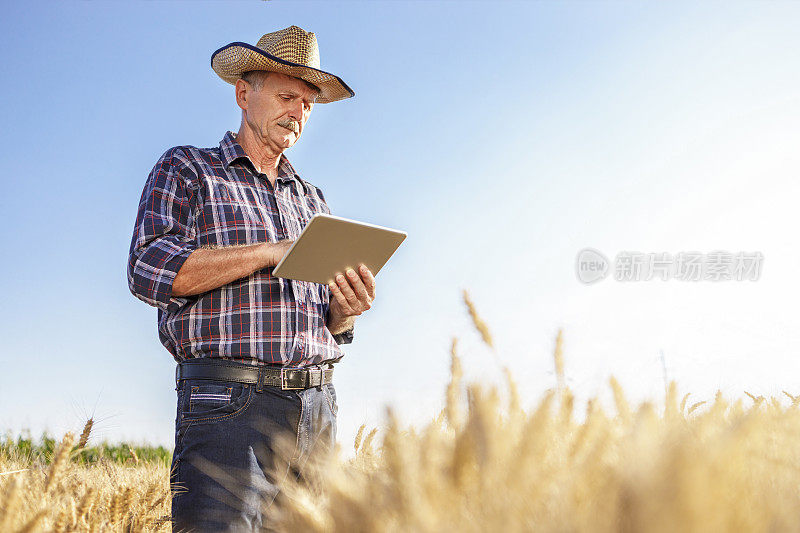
[127,148,198,311]
[332,326,355,345]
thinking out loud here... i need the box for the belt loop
[256,366,264,393]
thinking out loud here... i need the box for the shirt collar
[219,131,300,186]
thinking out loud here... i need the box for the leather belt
[176,359,334,392]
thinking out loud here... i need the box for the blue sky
[1,1,799,449]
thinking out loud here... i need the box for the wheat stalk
[353,424,366,453]
[0,469,29,477]
[688,401,707,415]
[108,491,122,524]
[554,328,565,392]
[361,428,378,454]
[76,487,96,526]
[76,418,93,450]
[462,289,493,348]
[782,390,800,407]
[0,477,21,531]
[445,337,464,430]
[609,376,631,423]
[44,432,75,494]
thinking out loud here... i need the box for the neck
[234,127,283,179]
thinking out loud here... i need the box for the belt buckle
[280,367,304,390]
[313,366,325,388]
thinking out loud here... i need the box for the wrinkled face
[237,72,319,151]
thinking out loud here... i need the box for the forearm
[172,242,278,297]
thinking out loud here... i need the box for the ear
[235,79,249,111]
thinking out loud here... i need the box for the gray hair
[240,70,321,97]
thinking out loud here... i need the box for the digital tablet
[272,213,407,285]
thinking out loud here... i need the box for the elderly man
[127,26,373,531]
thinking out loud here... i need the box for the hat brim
[211,42,354,103]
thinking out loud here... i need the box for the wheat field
[2,293,800,532]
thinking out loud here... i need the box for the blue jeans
[170,368,338,532]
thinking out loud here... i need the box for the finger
[358,264,376,300]
[346,268,371,306]
[335,272,360,310]
[328,279,354,314]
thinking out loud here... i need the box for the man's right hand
[171,239,296,298]
[266,239,295,267]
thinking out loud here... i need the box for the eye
[280,95,291,101]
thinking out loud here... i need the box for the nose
[288,100,305,122]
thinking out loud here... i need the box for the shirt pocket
[280,182,318,240]
[283,209,312,240]
[199,175,273,245]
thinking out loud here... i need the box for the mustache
[277,120,299,134]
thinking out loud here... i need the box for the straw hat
[211,25,354,104]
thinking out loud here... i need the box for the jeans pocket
[179,379,252,424]
[322,383,338,417]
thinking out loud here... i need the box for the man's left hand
[327,263,375,333]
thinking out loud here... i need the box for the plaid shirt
[127,131,353,367]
